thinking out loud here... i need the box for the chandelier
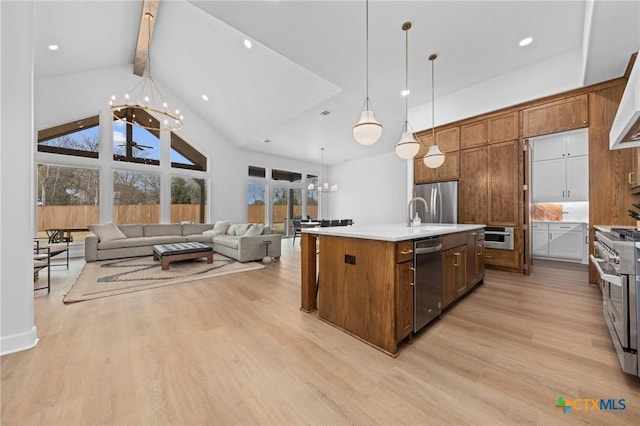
[394,22,420,160]
[352,0,382,146]
[307,148,338,192]
[423,54,445,168]
[109,12,184,132]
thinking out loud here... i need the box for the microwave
[484,226,514,250]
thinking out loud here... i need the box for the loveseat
[85,222,281,263]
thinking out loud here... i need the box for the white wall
[409,49,583,131]
[1,1,39,356]
[327,152,408,225]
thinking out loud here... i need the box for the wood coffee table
[152,242,214,270]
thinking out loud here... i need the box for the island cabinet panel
[467,230,485,288]
[395,260,414,342]
[523,94,589,137]
[459,147,488,224]
[318,236,397,355]
[487,140,520,226]
[442,245,468,308]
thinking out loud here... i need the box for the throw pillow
[213,220,231,234]
[244,224,265,236]
[235,223,251,236]
[88,223,127,242]
[226,224,240,236]
[202,229,221,237]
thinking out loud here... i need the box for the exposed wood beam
[133,0,160,77]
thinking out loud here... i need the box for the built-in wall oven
[484,226,514,250]
[591,228,638,376]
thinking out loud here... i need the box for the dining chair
[292,219,302,245]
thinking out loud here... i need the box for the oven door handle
[485,231,511,236]
[589,254,623,287]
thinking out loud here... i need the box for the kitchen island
[301,223,485,356]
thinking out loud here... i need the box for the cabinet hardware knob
[410,267,416,271]
[410,282,415,286]
[400,249,413,255]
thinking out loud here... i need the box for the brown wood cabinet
[442,246,467,308]
[395,256,414,342]
[459,147,488,224]
[523,94,589,137]
[467,230,485,288]
[414,151,459,184]
[488,140,520,226]
[459,140,519,228]
[628,147,640,194]
[416,127,460,156]
[415,127,460,184]
[460,111,519,150]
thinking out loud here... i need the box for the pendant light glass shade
[424,144,445,168]
[395,22,420,160]
[353,0,382,145]
[353,99,383,146]
[423,53,445,169]
[395,122,420,159]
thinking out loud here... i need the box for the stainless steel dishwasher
[414,236,443,332]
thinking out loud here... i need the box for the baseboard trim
[1,326,38,356]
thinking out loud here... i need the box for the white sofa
[85,222,281,263]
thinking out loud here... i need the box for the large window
[248,183,266,224]
[113,170,160,224]
[36,164,99,242]
[306,174,319,219]
[37,115,100,158]
[171,176,207,223]
[171,133,207,171]
[113,108,160,165]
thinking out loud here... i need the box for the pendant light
[395,22,420,160]
[423,54,445,168]
[307,148,338,192]
[353,0,383,146]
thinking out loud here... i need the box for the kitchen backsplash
[533,201,589,222]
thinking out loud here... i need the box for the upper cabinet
[461,111,519,150]
[415,127,460,183]
[531,128,589,202]
[523,94,589,137]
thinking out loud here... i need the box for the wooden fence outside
[38,204,318,231]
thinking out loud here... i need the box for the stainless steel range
[591,227,639,376]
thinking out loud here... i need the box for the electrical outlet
[345,254,356,265]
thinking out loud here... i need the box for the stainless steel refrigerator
[413,180,458,224]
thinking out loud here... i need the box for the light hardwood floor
[2,244,640,425]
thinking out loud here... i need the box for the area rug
[63,254,264,303]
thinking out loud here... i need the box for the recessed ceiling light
[202,94,209,101]
[401,89,410,96]
[244,39,252,49]
[48,44,59,51]
[519,37,533,47]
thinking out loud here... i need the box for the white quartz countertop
[301,223,485,242]
[594,225,635,232]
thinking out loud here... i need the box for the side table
[262,240,273,264]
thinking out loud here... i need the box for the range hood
[610,56,640,149]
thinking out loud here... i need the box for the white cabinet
[565,155,589,201]
[548,223,584,260]
[531,129,589,202]
[531,128,589,161]
[532,222,586,262]
[532,222,549,256]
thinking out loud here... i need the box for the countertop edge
[301,223,486,242]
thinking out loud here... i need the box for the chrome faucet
[407,197,429,227]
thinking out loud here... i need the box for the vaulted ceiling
[34,0,639,165]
